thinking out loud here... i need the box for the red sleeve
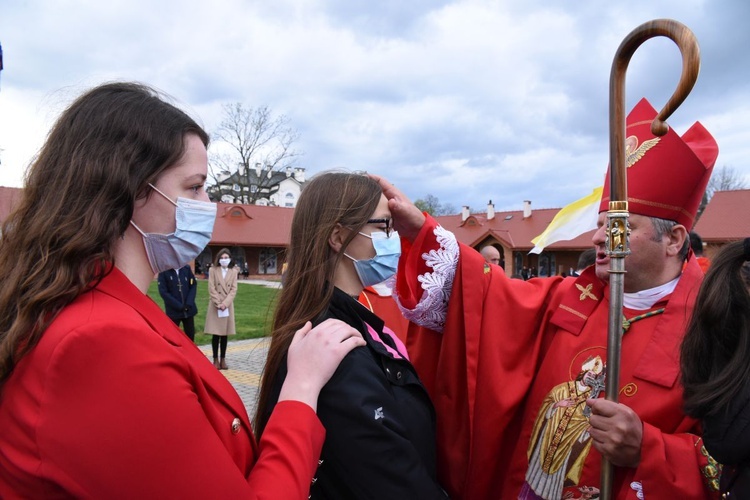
[249,401,325,498]
[38,323,323,499]
[396,214,440,309]
[629,421,720,499]
[398,215,566,499]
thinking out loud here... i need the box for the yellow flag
[529,187,603,254]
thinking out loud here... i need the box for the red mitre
[598,98,719,229]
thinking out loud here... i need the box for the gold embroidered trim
[619,383,638,397]
[697,440,722,493]
[576,283,598,302]
[559,304,588,320]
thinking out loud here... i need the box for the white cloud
[1,0,748,212]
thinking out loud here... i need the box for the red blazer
[0,267,324,499]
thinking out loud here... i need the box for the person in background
[690,231,711,273]
[157,264,198,341]
[205,248,238,370]
[682,238,750,497]
[256,172,448,499]
[480,245,501,266]
[0,82,364,497]
[572,247,597,277]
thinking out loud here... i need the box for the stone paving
[199,337,270,419]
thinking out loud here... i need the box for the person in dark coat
[255,172,448,499]
[157,264,198,341]
[682,238,750,498]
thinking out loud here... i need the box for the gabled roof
[211,203,293,247]
[0,186,23,223]
[434,207,595,251]
[693,189,750,242]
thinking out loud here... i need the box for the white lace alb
[393,225,458,332]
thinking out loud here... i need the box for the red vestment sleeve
[397,215,565,499]
[627,422,719,498]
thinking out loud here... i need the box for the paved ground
[199,337,270,419]
[197,278,276,418]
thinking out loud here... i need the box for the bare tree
[698,165,748,217]
[414,194,456,216]
[207,104,301,204]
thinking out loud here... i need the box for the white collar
[623,275,680,310]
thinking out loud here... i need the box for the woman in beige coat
[205,248,238,369]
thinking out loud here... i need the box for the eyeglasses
[367,218,393,237]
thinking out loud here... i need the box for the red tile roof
[693,189,750,242]
[434,208,595,250]
[210,203,294,247]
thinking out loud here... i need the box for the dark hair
[0,82,208,389]
[689,231,704,256]
[254,172,381,435]
[650,217,690,260]
[577,248,597,271]
[681,239,750,417]
[214,248,235,268]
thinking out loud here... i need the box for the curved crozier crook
[609,18,700,203]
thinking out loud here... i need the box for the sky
[1,0,748,213]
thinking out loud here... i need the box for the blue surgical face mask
[344,230,401,287]
[130,184,217,274]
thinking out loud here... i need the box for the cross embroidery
[576,283,598,302]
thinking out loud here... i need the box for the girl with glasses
[255,172,448,499]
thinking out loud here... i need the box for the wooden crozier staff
[601,19,700,500]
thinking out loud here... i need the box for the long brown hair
[254,172,381,435]
[0,82,208,390]
[681,239,750,417]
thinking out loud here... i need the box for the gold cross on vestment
[576,283,598,302]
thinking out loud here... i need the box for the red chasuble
[397,216,720,500]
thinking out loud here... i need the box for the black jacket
[157,266,198,319]
[267,287,448,499]
[702,383,750,497]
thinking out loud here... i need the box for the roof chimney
[487,200,495,220]
[461,205,470,222]
[523,200,532,218]
[255,162,261,177]
[285,166,292,177]
[293,167,306,183]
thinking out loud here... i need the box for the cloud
[1,0,748,212]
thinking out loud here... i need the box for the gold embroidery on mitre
[576,283,598,302]
[625,136,660,168]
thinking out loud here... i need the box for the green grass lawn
[147,279,279,345]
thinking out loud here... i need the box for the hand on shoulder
[279,319,366,412]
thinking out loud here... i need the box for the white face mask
[130,184,216,274]
[219,258,231,268]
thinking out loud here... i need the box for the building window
[537,253,557,277]
[514,252,523,275]
[259,248,278,275]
